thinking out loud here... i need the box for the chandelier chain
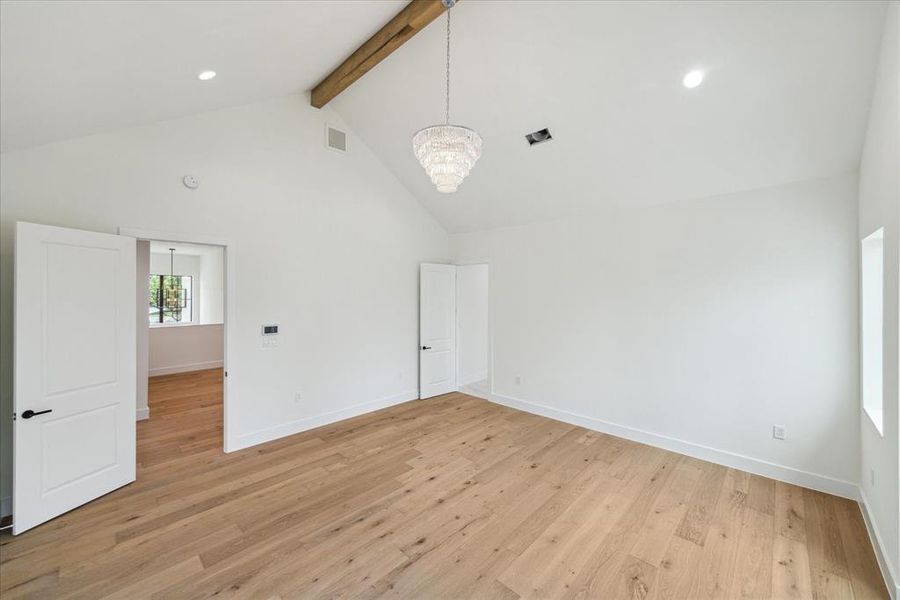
[445,7,451,124]
[411,1,481,194]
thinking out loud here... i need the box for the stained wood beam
[310,0,450,108]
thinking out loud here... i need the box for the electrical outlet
[772,425,785,440]
[514,375,522,385]
[294,392,302,403]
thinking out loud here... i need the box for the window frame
[860,227,884,436]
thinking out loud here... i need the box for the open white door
[14,222,136,534]
[419,263,457,399]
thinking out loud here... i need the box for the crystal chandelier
[412,0,482,193]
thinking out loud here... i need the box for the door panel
[45,244,120,394]
[14,222,136,534]
[419,264,456,399]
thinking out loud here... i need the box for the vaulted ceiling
[332,1,888,232]
[0,1,405,151]
[1,1,889,233]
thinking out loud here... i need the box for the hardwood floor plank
[674,460,728,546]
[728,507,775,599]
[630,457,704,565]
[775,481,808,543]
[833,496,891,599]
[804,488,852,583]
[0,369,888,599]
[602,554,657,600]
[772,533,814,599]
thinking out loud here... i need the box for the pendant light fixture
[163,248,186,318]
[412,0,482,193]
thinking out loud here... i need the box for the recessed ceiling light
[682,69,704,89]
[197,70,217,81]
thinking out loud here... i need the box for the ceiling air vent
[525,128,553,146]
[325,124,348,153]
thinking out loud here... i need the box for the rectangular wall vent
[326,125,348,152]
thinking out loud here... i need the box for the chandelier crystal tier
[412,0,481,194]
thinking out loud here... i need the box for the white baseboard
[149,360,223,377]
[490,392,859,500]
[1,495,10,518]
[458,371,489,387]
[228,389,419,452]
[136,406,150,421]
[859,488,900,600]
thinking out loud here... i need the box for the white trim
[118,226,236,453]
[859,488,900,599]
[136,407,150,421]
[490,392,860,500]
[231,389,418,451]
[1,495,10,518]
[118,227,234,249]
[149,322,224,329]
[149,360,224,377]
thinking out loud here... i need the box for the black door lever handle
[421,346,432,350]
[22,409,52,419]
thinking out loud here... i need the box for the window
[861,228,884,435]
[149,274,193,324]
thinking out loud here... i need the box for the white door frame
[118,227,237,452]
[454,261,492,398]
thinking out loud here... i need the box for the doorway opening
[138,240,226,461]
[417,262,491,401]
[456,264,490,400]
[120,227,234,458]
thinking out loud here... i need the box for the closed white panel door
[419,263,457,399]
[14,222,136,534]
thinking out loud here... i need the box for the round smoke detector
[182,175,199,189]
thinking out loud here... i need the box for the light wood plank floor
[0,368,888,599]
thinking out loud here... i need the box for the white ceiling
[0,0,405,152]
[333,1,888,232]
[1,1,888,233]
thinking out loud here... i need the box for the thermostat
[262,325,279,336]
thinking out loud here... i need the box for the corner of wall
[323,103,452,247]
[860,487,900,599]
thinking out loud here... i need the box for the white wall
[457,264,489,386]
[858,3,900,595]
[149,324,224,376]
[0,94,449,512]
[452,175,859,497]
[199,247,224,324]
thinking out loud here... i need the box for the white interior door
[419,263,457,399]
[14,222,136,534]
